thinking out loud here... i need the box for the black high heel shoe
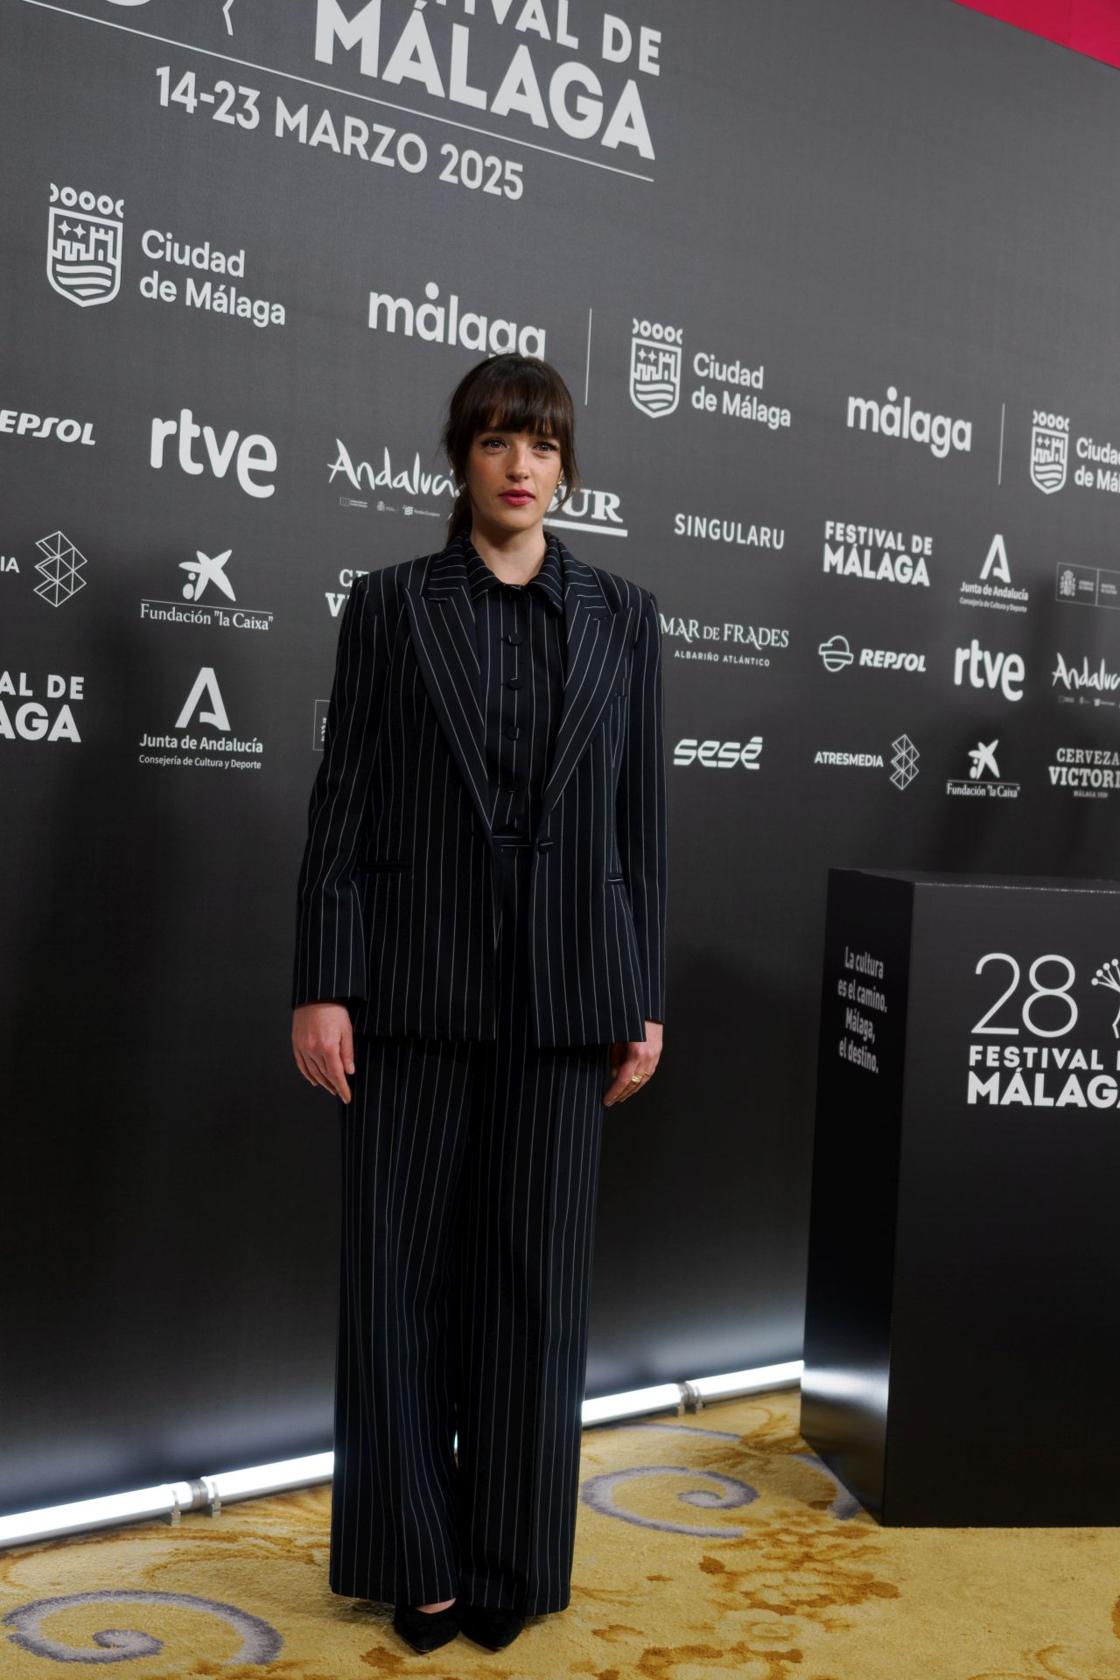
[392,1601,461,1653]
[459,1603,526,1650]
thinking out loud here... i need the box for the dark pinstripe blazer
[292,532,667,1047]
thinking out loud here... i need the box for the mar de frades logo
[46,184,123,307]
[1030,409,1069,494]
[630,319,682,418]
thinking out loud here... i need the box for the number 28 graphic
[973,954,1120,1038]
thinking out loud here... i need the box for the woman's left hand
[603,1022,662,1105]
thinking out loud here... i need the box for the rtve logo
[149,407,277,498]
[953,639,1026,702]
[673,737,763,770]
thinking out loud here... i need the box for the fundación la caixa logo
[139,544,274,632]
[946,740,1020,801]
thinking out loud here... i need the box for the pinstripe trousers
[329,837,612,1614]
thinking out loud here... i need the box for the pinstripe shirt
[459,528,566,844]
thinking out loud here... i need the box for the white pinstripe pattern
[302,533,667,1615]
[292,532,668,1044]
[328,844,611,1613]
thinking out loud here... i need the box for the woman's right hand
[292,1002,356,1104]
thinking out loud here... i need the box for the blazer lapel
[403,544,496,851]
[404,534,637,844]
[537,539,637,833]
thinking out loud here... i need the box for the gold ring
[630,1074,643,1083]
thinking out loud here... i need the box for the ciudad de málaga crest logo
[46,184,123,308]
[1029,409,1069,494]
[629,320,682,418]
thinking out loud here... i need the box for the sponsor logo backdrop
[2,0,1118,1510]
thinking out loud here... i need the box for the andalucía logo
[46,184,122,307]
[1051,652,1120,707]
[629,319,682,418]
[138,667,264,770]
[1029,409,1069,494]
[959,533,1029,614]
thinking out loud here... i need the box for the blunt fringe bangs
[441,354,580,539]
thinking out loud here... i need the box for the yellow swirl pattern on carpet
[1,1389,1117,1678]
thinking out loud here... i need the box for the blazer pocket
[360,856,411,872]
[605,873,626,884]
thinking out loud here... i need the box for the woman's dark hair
[441,354,580,540]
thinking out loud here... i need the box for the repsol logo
[673,737,763,769]
[0,410,95,445]
[858,648,925,672]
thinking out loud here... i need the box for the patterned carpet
[2,1386,1118,1679]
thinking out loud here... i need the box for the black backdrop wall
[3,0,1119,1515]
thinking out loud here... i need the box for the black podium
[800,868,1120,1526]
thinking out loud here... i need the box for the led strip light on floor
[0,1361,802,1551]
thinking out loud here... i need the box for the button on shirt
[459,528,567,841]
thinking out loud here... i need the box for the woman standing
[290,354,667,1655]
